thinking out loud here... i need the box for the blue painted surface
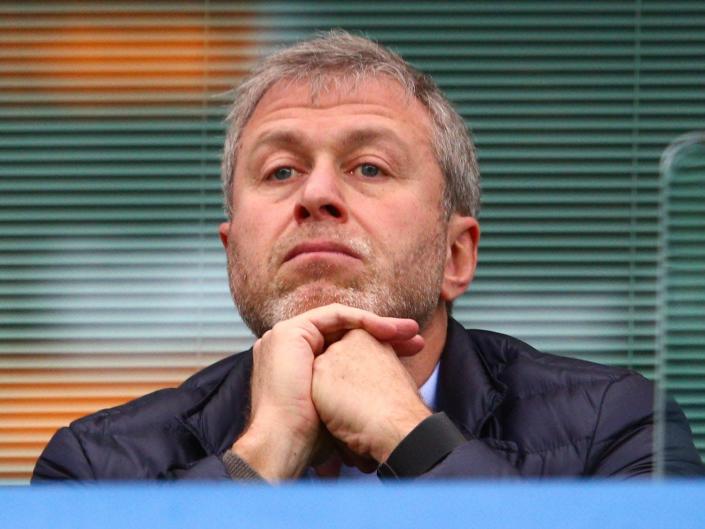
[4,481,705,529]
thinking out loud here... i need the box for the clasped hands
[231,303,432,481]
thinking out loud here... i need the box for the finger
[299,303,419,341]
[384,318,421,339]
[388,335,425,357]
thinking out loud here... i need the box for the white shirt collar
[418,361,440,411]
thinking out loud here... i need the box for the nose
[294,162,348,224]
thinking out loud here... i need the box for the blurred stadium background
[1,1,703,483]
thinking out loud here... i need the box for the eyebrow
[338,128,407,153]
[251,126,409,158]
[253,130,307,152]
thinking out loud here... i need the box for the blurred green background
[1,1,703,483]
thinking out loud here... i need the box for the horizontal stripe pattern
[1,1,703,482]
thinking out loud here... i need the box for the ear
[218,222,231,249]
[440,215,480,303]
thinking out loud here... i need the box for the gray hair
[221,30,480,219]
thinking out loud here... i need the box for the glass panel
[656,132,705,476]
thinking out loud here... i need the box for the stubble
[226,222,448,337]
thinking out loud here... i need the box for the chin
[278,282,378,316]
[234,280,381,338]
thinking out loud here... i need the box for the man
[33,31,703,481]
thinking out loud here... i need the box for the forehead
[240,75,436,148]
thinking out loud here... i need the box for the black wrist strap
[377,412,467,479]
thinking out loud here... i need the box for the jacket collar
[180,350,253,455]
[436,318,507,437]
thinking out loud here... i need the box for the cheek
[377,194,437,232]
[230,206,282,260]
[376,199,444,253]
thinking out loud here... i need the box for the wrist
[377,412,467,479]
[233,424,315,482]
[371,405,432,463]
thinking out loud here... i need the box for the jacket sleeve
[585,373,705,477]
[32,426,232,482]
[378,413,520,479]
[169,455,232,480]
[32,427,95,481]
[392,373,704,479]
[420,439,520,478]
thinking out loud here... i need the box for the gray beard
[226,223,447,338]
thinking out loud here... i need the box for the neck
[400,303,448,388]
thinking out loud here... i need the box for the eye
[357,163,381,178]
[269,167,295,181]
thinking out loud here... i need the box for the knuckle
[313,353,326,369]
[330,302,349,315]
[322,340,343,357]
[270,320,291,337]
[312,354,330,377]
[255,331,270,348]
[345,328,368,340]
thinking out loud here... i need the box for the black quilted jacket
[32,319,705,480]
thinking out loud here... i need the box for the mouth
[283,240,361,263]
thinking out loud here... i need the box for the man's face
[222,76,450,337]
